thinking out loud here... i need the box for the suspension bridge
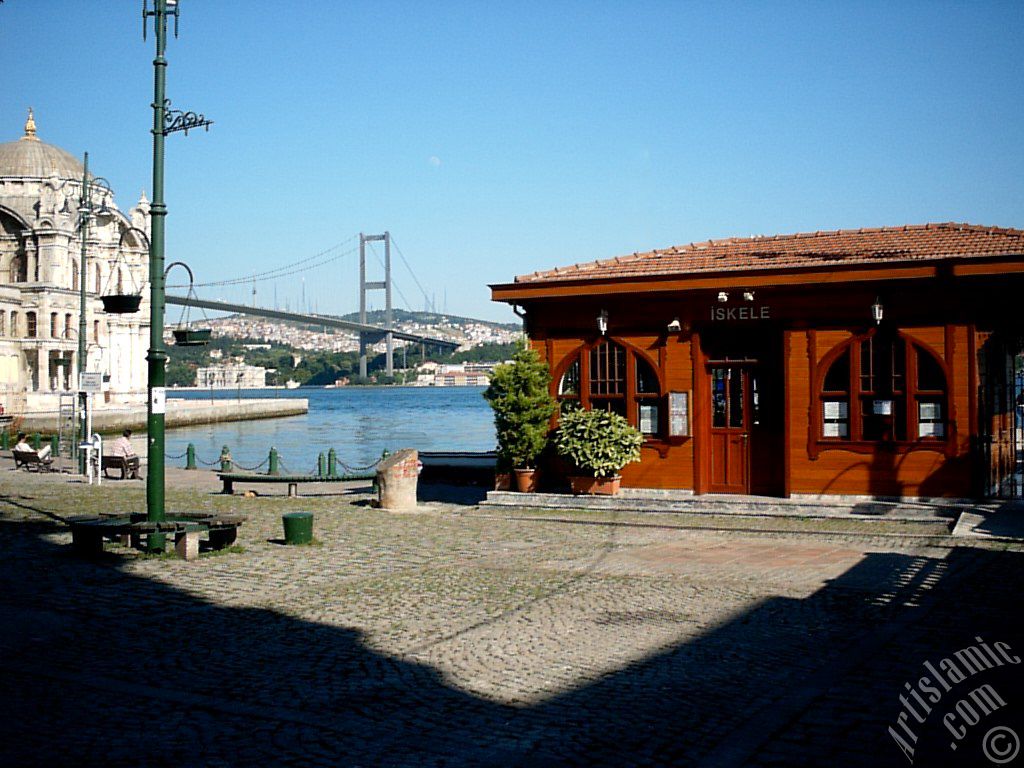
[165,232,460,378]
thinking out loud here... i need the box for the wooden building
[491,223,1024,500]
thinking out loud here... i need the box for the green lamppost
[76,153,112,473]
[143,0,211,547]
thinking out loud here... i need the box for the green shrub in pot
[482,341,557,471]
[554,407,643,478]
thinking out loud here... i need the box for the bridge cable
[167,234,359,288]
[388,235,434,310]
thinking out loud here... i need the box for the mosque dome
[0,109,84,179]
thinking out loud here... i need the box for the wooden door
[709,365,750,493]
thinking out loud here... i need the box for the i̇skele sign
[710,305,771,321]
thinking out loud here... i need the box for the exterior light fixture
[597,309,609,335]
[872,297,884,325]
[667,317,682,332]
[743,291,755,301]
[717,291,729,303]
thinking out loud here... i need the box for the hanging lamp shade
[100,231,145,314]
[101,294,142,314]
[166,260,211,345]
[172,328,211,346]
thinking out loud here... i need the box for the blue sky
[2,1,1022,322]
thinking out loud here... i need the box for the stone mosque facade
[0,111,150,416]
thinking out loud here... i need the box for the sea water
[165,386,495,475]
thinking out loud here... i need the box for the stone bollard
[376,448,418,511]
[186,443,197,470]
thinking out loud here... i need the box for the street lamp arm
[164,260,194,284]
[81,175,113,197]
[118,225,150,250]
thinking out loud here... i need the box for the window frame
[553,338,666,439]
[811,329,953,457]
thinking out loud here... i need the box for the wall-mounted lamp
[743,291,755,302]
[717,291,729,303]
[597,309,609,335]
[872,296,884,325]
[667,317,682,332]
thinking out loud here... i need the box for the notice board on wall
[669,391,690,437]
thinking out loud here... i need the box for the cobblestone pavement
[0,468,1021,767]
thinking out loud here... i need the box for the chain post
[219,444,232,472]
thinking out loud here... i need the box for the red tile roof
[514,223,1024,284]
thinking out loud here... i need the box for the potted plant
[554,407,643,495]
[483,340,557,492]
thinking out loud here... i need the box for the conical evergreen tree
[483,340,557,469]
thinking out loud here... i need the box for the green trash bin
[282,512,314,545]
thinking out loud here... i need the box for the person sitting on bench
[109,429,141,479]
[14,432,50,461]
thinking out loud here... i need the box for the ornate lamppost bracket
[160,99,213,135]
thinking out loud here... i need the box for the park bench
[102,454,142,480]
[218,470,376,497]
[12,450,54,472]
[69,512,246,560]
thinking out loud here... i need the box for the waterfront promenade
[1,466,1021,767]
[18,397,308,434]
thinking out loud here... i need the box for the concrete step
[481,489,969,523]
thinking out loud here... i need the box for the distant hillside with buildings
[166,311,521,388]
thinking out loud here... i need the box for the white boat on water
[284,380,301,389]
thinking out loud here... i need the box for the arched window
[94,264,102,294]
[26,312,37,339]
[589,340,627,417]
[555,340,663,436]
[9,254,25,283]
[818,331,948,443]
[71,260,79,291]
[557,356,580,411]
[0,312,5,336]
[50,312,59,339]
[116,268,123,294]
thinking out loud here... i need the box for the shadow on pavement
[0,496,1021,767]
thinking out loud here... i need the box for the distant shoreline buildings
[195,363,268,389]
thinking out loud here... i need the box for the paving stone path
[0,468,1021,767]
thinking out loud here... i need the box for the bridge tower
[359,232,393,379]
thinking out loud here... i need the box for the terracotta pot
[569,475,621,495]
[514,468,538,492]
[494,472,512,491]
